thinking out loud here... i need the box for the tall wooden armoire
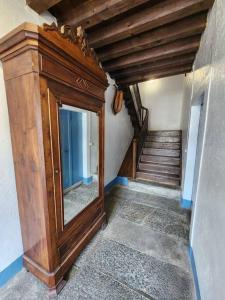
[0,22,108,294]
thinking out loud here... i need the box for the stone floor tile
[104,217,190,272]
[144,208,189,240]
[105,196,153,224]
[59,265,152,300]
[110,186,189,218]
[0,269,49,300]
[90,239,194,300]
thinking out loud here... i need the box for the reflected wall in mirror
[59,104,99,225]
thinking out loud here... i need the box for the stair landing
[137,130,181,188]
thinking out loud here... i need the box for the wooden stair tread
[141,154,180,165]
[146,136,180,143]
[144,141,180,150]
[139,159,180,167]
[142,147,180,158]
[137,169,180,179]
[135,130,182,187]
[138,162,180,175]
[148,130,181,137]
[136,171,180,187]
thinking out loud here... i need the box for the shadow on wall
[181,92,205,207]
[104,74,134,186]
[138,74,185,131]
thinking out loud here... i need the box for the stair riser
[136,172,180,187]
[138,163,180,175]
[143,148,180,157]
[148,130,181,137]
[146,136,180,143]
[141,155,180,166]
[144,142,180,149]
[136,130,182,187]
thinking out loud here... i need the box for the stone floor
[0,185,194,300]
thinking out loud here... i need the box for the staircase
[119,85,181,188]
[136,130,181,188]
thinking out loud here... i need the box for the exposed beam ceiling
[118,64,193,86]
[49,0,214,86]
[52,0,150,28]
[26,0,62,14]
[111,54,196,79]
[103,35,201,72]
[87,0,213,48]
[97,13,207,61]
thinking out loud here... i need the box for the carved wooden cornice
[0,22,107,87]
[43,22,100,65]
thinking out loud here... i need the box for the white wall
[0,0,56,273]
[181,73,194,189]
[138,74,185,131]
[182,105,202,202]
[104,74,134,185]
[181,1,225,298]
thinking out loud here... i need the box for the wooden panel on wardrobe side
[4,72,58,272]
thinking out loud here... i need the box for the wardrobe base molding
[24,213,106,294]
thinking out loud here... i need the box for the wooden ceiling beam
[112,54,195,79]
[104,35,200,72]
[26,0,62,14]
[97,13,207,62]
[88,0,214,48]
[56,0,150,28]
[117,64,192,86]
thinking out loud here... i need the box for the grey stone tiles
[106,189,190,241]
[103,217,190,272]
[0,269,49,300]
[109,186,188,217]
[90,239,194,300]
[0,185,194,300]
[60,265,150,300]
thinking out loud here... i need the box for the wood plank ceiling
[28,0,214,86]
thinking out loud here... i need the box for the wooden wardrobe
[0,23,108,294]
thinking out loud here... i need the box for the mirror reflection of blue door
[59,109,83,190]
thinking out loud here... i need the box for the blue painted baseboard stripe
[0,256,23,288]
[82,176,93,185]
[104,176,128,192]
[181,198,192,209]
[117,176,129,186]
[189,247,201,300]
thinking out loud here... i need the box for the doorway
[182,93,205,205]
[59,108,83,190]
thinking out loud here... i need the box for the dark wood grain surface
[0,22,107,294]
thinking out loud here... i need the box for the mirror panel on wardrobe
[59,104,99,225]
